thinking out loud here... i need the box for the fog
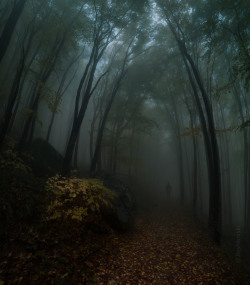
[0,0,250,283]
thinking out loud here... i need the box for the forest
[0,0,250,284]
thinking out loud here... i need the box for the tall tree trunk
[90,40,133,175]
[46,111,56,143]
[8,44,41,134]
[182,49,221,243]
[218,102,232,229]
[89,80,108,161]
[0,48,25,150]
[183,94,198,217]
[8,43,41,125]
[192,134,198,217]
[181,48,221,242]
[231,79,250,239]
[18,82,39,150]
[73,133,80,170]
[90,72,126,174]
[172,96,185,205]
[112,133,119,175]
[62,63,99,176]
[0,26,37,149]
[163,93,185,205]
[46,53,80,142]
[19,36,66,149]
[160,10,222,242]
[128,127,136,178]
[62,43,108,176]
[108,120,118,173]
[0,0,27,64]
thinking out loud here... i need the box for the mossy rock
[30,138,63,176]
[102,176,137,231]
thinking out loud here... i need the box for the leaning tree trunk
[62,35,110,176]
[8,45,42,133]
[0,0,27,64]
[90,72,126,174]
[160,8,222,242]
[180,43,221,243]
[46,52,81,142]
[62,59,99,176]
[19,36,66,150]
[0,49,25,150]
[181,47,221,243]
[0,27,37,150]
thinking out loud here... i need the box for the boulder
[30,138,63,176]
[102,176,137,231]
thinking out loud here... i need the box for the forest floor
[0,207,249,285]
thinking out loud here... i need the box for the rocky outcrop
[102,176,137,231]
[30,138,63,176]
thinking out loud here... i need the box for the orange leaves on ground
[94,212,247,285]
[0,208,249,284]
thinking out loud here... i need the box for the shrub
[45,175,116,223]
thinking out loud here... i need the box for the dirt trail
[1,209,249,284]
[94,210,248,285]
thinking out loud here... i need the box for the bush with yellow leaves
[0,137,31,174]
[45,175,116,223]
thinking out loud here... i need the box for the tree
[18,1,84,150]
[90,28,150,174]
[61,0,149,176]
[157,0,222,243]
[189,0,250,243]
[90,45,130,174]
[0,0,27,64]
[0,1,46,149]
[46,51,82,143]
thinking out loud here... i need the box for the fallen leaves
[94,211,248,285]
[0,208,249,284]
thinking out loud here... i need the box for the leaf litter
[0,208,249,284]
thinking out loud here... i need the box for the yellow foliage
[45,175,116,222]
[0,138,31,173]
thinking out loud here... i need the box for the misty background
[0,0,250,259]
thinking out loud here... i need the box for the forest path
[94,209,247,285]
[0,208,249,284]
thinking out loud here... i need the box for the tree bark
[0,48,25,150]
[46,52,81,142]
[0,25,37,149]
[184,94,198,217]
[19,35,66,150]
[62,27,110,176]
[160,4,222,242]
[90,52,129,174]
[179,41,221,243]
[0,0,27,64]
